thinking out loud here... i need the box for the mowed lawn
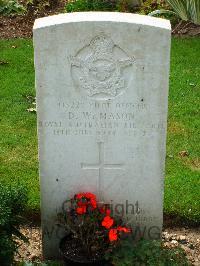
[0,38,199,222]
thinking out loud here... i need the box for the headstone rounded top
[33,9,171,258]
[33,12,171,31]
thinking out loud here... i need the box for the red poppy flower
[76,205,86,214]
[102,216,114,229]
[109,229,118,241]
[117,226,131,233]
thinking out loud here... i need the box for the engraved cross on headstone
[81,142,124,197]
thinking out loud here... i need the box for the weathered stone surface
[33,12,171,258]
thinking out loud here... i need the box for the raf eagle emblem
[70,34,134,99]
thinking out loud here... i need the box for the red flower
[109,229,118,241]
[85,192,96,200]
[76,193,85,199]
[90,198,97,209]
[102,216,114,229]
[99,206,111,216]
[76,205,86,214]
[117,226,131,233]
[76,192,97,210]
[77,200,86,207]
[105,209,111,216]
[99,207,105,214]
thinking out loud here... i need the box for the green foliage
[65,0,142,12]
[106,239,189,266]
[0,184,28,266]
[140,0,178,25]
[0,0,25,15]
[140,0,169,14]
[167,0,200,24]
[65,0,117,12]
[25,0,58,15]
[117,0,142,12]
[149,0,200,25]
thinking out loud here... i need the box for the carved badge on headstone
[70,34,134,100]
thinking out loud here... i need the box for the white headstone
[33,12,171,259]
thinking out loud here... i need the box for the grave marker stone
[33,12,171,258]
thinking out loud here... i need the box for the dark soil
[0,0,66,39]
[0,2,200,39]
[172,20,200,37]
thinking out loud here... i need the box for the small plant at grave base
[106,238,189,266]
[58,192,131,262]
[0,184,28,266]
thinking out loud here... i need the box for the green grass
[0,38,199,222]
[165,37,200,222]
[0,39,39,211]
